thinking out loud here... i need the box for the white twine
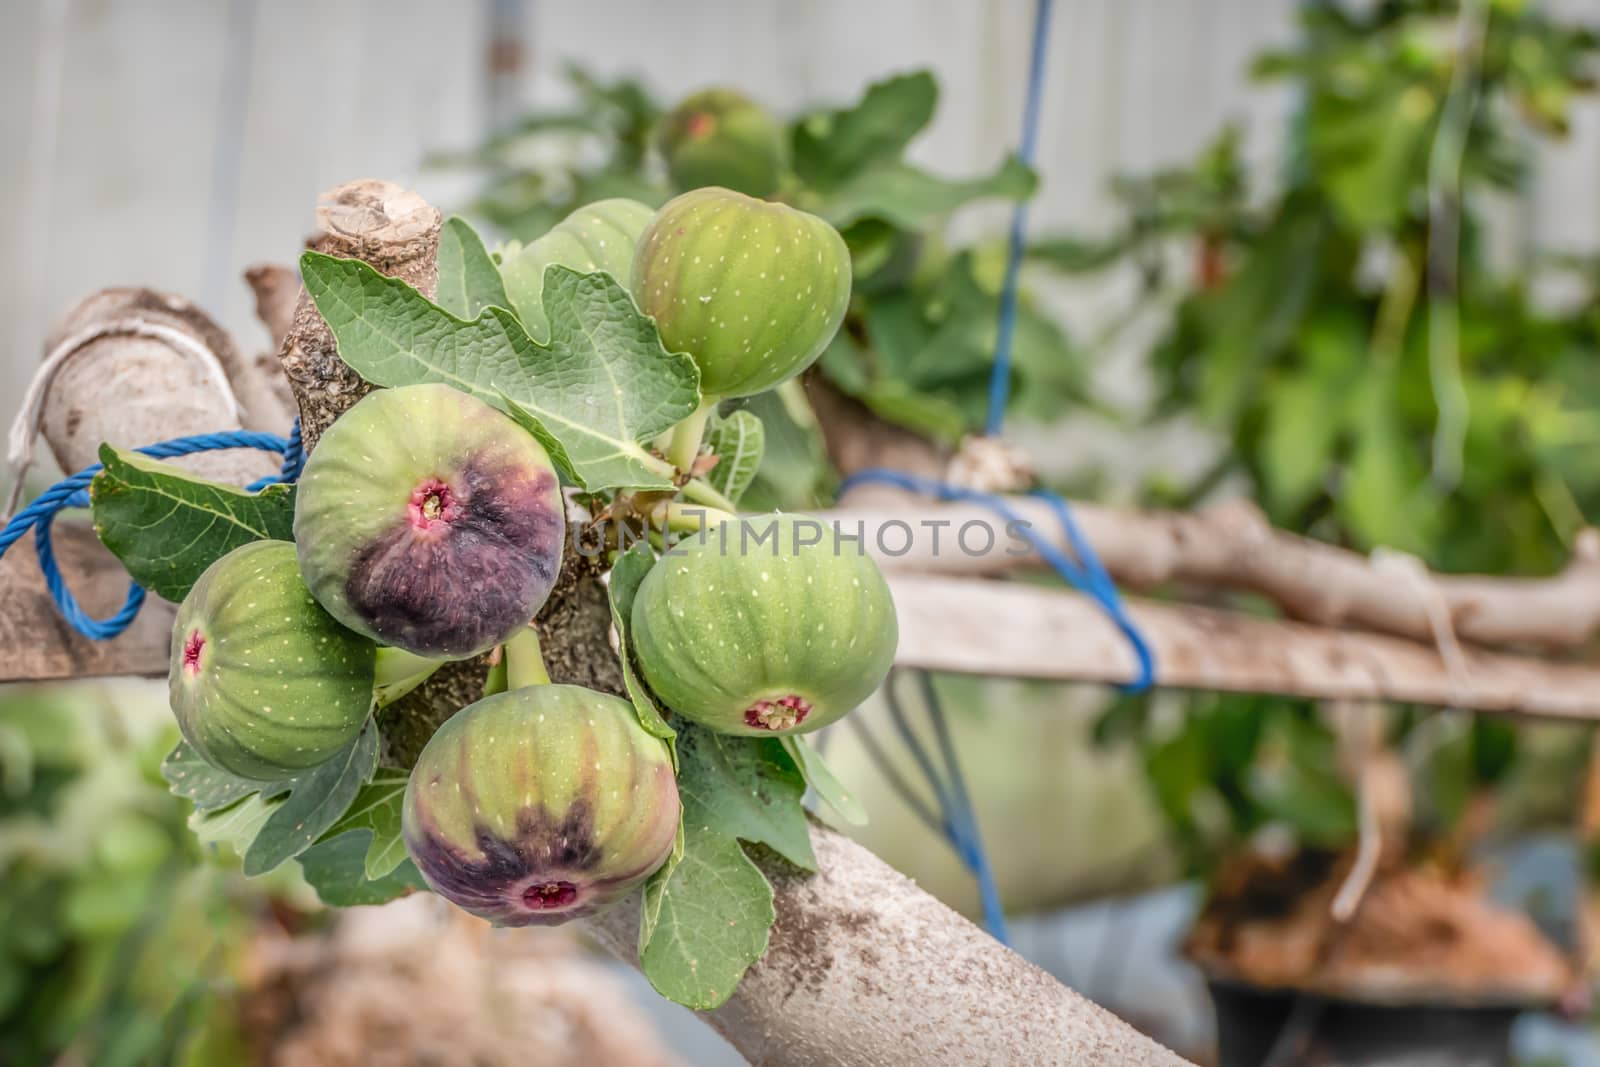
[5,318,242,519]
[1370,546,1473,709]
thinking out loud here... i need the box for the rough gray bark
[278,181,441,450]
[36,288,278,486]
[587,825,1191,1067]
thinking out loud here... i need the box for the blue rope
[1,423,303,640]
[879,669,1009,943]
[838,468,1155,692]
[986,0,1055,435]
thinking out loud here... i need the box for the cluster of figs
[168,174,898,926]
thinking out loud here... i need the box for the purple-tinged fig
[631,515,897,736]
[656,88,787,198]
[170,540,375,780]
[294,383,565,659]
[631,188,852,398]
[402,684,680,926]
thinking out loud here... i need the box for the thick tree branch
[587,822,1191,1067]
[830,494,1600,652]
[278,181,441,450]
[33,288,278,486]
[889,573,1600,722]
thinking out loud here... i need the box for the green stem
[635,450,740,514]
[654,499,736,536]
[372,647,446,708]
[504,626,552,690]
[667,397,718,473]
[679,475,738,514]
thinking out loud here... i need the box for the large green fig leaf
[637,723,814,1010]
[435,216,510,320]
[301,253,699,492]
[823,155,1037,229]
[638,827,771,1010]
[90,445,295,602]
[604,543,677,757]
[298,830,429,907]
[794,70,937,189]
[318,769,411,879]
[703,410,764,506]
[241,720,378,876]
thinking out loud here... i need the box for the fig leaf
[301,253,698,492]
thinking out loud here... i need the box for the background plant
[1070,0,1600,869]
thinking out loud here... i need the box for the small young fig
[631,515,897,736]
[294,383,565,659]
[498,198,656,341]
[631,188,851,398]
[656,88,787,198]
[402,684,680,926]
[170,540,375,780]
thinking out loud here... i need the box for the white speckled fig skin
[293,384,565,660]
[402,684,680,926]
[499,198,656,340]
[630,515,897,736]
[169,540,375,780]
[630,188,852,398]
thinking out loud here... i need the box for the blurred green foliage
[432,63,1086,506]
[0,683,285,1065]
[1073,0,1600,867]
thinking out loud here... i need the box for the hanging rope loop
[0,423,303,641]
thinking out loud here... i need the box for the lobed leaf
[90,446,295,602]
[435,216,511,320]
[300,254,699,492]
[823,155,1037,229]
[637,824,773,1010]
[794,70,938,189]
[637,723,815,1010]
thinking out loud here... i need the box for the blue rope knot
[1,422,303,641]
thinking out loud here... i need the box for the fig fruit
[631,188,851,398]
[402,684,680,926]
[170,540,375,780]
[294,383,565,659]
[656,88,787,198]
[498,198,655,341]
[631,515,897,736]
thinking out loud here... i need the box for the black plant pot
[1207,979,1521,1067]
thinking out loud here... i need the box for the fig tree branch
[889,573,1600,722]
[830,494,1600,653]
[262,179,1191,1067]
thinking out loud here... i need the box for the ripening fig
[631,188,852,398]
[631,515,897,736]
[402,684,680,926]
[169,540,375,780]
[294,383,565,659]
[656,88,787,198]
[498,198,656,340]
